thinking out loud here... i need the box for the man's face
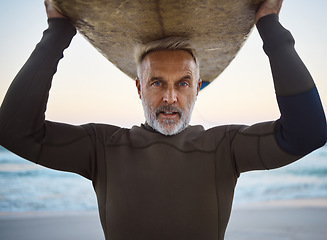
[136,50,202,135]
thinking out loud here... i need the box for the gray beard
[141,95,196,136]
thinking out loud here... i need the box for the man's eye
[152,81,161,86]
[179,81,188,87]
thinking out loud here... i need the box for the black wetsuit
[0,14,326,240]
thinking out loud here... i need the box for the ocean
[0,145,326,212]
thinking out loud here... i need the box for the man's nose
[163,87,177,104]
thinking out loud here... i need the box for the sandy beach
[1,198,326,240]
[225,198,327,240]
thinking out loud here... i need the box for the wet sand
[225,198,327,240]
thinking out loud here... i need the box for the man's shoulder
[81,122,124,142]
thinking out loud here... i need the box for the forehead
[141,50,197,75]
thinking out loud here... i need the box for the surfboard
[51,0,264,89]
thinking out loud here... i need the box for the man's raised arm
[256,0,327,156]
[232,0,326,174]
[0,1,97,179]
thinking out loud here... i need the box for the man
[0,0,326,239]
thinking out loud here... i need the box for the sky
[0,0,326,129]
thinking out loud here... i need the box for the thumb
[44,0,66,19]
[255,0,283,24]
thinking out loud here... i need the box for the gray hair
[135,37,200,81]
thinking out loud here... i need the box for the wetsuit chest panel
[105,144,218,240]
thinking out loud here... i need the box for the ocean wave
[0,145,326,212]
[0,162,40,172]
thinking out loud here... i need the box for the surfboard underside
[51,0,264,88]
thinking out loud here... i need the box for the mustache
[155,105,182,117]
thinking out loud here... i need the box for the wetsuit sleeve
[256,14,327,156]
[231,15,326,174]
[0,18,97,179]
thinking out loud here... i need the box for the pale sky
[0,0,326,129]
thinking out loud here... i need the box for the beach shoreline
[233,197,327,209]
[1,198,327,240]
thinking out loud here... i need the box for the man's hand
[255,0,283,24]
[44,0,66,19]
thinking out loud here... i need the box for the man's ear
[196,79,202,96]
[135,77,142,99]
